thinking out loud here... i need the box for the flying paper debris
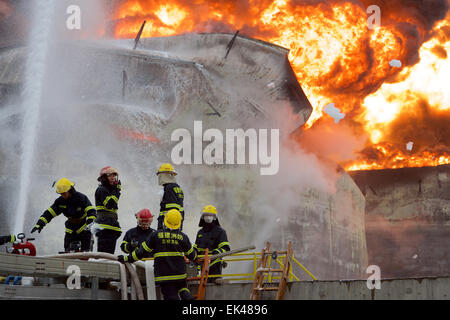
[324,103,345,123]
[406,141,414,151]
[389,59,402,68]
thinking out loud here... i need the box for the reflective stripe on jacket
[120,226,155,254]
[126,229,197,283]
[159,183,184,217]
[95,184,121,232]
[34,191,96,234]
[195,224,230,267]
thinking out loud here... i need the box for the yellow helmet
[164,209,182,230]
[199,205,220,227]
[201,205,217,215]
[55,178,75,194]
[157,163,177,175]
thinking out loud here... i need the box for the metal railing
[146,250,317,283]
[208,251,317,283]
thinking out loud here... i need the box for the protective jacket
[159,183,184,218]
[0,234,15,246]
[121,226,155,255]
[194,223,230,268]
[124,229,197,283]
[95,182,121,232]
[34,191,96,235]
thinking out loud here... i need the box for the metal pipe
[224,30,240,59]
[133,20,146,50]
[292,256,317,281]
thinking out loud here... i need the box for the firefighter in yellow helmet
[194,205,230,283]
[118,209,197,300]
[156,163,185,231]
[31,178,96,252]
[0,234,16,246]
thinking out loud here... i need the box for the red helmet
[136,209,153,227]
[97,166,119,181]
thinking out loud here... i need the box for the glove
[0,235,9,245]
[31,225,42,234]
[130,239,138,250]
[117,255,128,264]
[116,180,122,191]
[85,222,93,232]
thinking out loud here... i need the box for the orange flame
[111,0,450,171]
[115,127,160,143]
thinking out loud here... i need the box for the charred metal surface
[133,20,146,50]
[223,30,240,60]
[350,165,450,278]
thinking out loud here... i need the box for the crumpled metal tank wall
[350,164,450,278]
[0,34,367,280]
[180,161,367,281]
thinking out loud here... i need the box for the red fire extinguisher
[11,233,36,256]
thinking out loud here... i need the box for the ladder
[250,241,293,300]
[192,248,210,300]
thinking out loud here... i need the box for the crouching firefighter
[156,163,185,231]
[120,208,155,256]
[0,234,16,246]
[31,178,96,252]
[95,166,122,254]
[194,205,230,283]
[118,209,197,300]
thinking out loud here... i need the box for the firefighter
[0,234,16,246]
[30,178,96,251]
[120,208,155,256]
[156,163,185,231]
[118,209,197,300]
[94,166,122,254]
[194,205,230,283]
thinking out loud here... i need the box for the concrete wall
[194,276,450,300]
[2,277,450,300]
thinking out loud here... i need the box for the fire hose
[206,245,256,261]
[42,252,144,300]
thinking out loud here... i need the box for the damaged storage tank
[350,164,450,278]
[0,32,368,280]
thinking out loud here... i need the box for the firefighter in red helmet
[120,208,155,256]
[118,209,197,300]
[94,166,122,254]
